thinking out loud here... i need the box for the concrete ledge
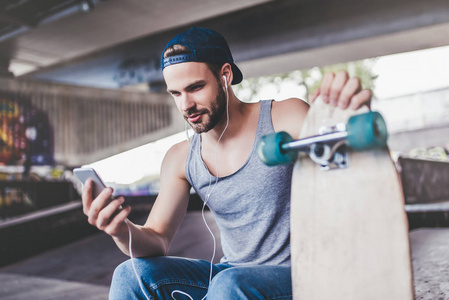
[0,201,98,267]
[0,201,82,229]
[406,201,449,213]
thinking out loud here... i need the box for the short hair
[163,44,222,80]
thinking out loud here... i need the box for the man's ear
[221,63,233,87]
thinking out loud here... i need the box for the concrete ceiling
[0,0,270,76]
[1,0,449,90]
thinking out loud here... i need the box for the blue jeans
[109,256,292,299]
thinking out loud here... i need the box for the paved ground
[0,210,222,300]
[0,273,110,300]
[1,210,449,299]
[410,228,449,299]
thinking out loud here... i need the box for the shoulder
[161,139,190,180]
[271,98,309,137]
[166,139,190,156]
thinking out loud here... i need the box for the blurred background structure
[1,0,449,169]
[1,0,449,299]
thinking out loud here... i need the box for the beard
[185,83,227,134]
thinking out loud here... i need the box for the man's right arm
[81,140,191,257]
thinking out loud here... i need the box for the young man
[82,27,371,299]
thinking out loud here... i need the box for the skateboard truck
[257,111,388,169]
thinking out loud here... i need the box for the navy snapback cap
[161,27,243,85]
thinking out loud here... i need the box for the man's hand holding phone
[75,168,131,237]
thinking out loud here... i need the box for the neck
[203,91,245,144]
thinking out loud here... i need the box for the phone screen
[73,167,107,198]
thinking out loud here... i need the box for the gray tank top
[185,100,293,266]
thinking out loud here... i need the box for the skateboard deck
[290,97,414,299]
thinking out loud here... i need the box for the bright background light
[87,45,449,185]
[373,45,449,99]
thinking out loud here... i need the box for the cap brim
[231,63,243,85]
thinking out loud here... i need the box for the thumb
[308,87,320,104]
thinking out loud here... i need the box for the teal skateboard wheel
[257,131,297,166]
[347,111,388,150]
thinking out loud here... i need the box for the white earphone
[223,75,227,88]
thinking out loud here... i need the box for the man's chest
[201,136,255,177]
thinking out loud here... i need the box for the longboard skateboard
[258,97,414,299]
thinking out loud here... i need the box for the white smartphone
[73,167,108,198]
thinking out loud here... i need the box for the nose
[180,93,195,114]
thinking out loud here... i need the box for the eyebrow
[167,80,207,94]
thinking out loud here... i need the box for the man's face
[164,62,226,134]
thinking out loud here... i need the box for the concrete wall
[0,77,183,166]
[373,87,449,153]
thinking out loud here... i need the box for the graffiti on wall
[0,96,54,166]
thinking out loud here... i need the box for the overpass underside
[24,0,449,89]
[0,0,448,166]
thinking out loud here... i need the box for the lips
[187,113,202,123]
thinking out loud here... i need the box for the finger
[81,179,93,215]
[96,197,125,230]
[349,89,372,110]
[320,72,335,103]
[308,87,320,104]
[87,187,113,225]
[329,70,349,106]
[104,206,132,237]
[337,77,361,109]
